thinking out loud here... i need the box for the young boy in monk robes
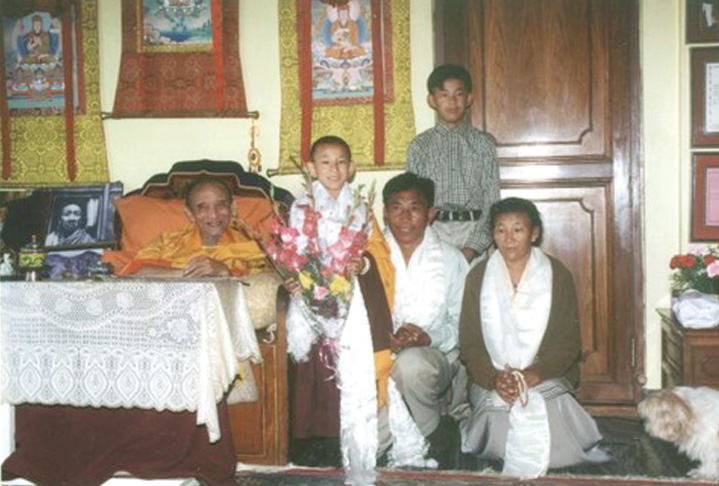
[286,136,432,485]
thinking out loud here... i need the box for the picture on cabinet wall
[692,153,719,241]
[688,0,719,43]
[691,47,719,146]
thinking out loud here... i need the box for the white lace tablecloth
[0,279,261,442]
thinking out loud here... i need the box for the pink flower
[689,244,710,257]
[708,261,719,278]
[278,226,300,243]
[313,285,329,300]
[301,207,321,237]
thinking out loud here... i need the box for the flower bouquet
[669,245,719,295]
[243,165,376,343]
[670,245,719,329]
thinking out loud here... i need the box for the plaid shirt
[407,123,500,254]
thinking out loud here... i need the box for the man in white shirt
[381,172,469,467]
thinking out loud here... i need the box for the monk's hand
[182,256,231,278]
[282,277,302,297]
[494,368,519,405]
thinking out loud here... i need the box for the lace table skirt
[0,279,261,442]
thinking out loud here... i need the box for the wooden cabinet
[228,291,289,465]
[659,308,719,388]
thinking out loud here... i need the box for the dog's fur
[638,386,719,479]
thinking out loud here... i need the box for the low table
[659,307,719,388]
[1,278,261,486]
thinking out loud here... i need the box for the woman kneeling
[458,197,609,477]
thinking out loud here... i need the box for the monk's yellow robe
[119,224,268,276]
[363,216,395,408]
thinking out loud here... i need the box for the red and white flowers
[670,244,719,295]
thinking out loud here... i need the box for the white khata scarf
[480,247,553,477]
[387,226,447,333]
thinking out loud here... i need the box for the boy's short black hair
[184,176,233,209]
[383,172,435,207]
[489,197,544,247]
[309,135,352,161]
[427,64,472,93]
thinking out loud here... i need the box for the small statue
[0,252,15,277]
[19,234,46,281]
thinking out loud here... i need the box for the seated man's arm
[121,255,231,278]
[129,265,185,278]
[182,255,231,277]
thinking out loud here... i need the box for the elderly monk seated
[119,176,267,277]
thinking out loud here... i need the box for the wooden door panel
[437,0,642,415]
[468,0,608,159]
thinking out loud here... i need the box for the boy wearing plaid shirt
[407,64,500,262]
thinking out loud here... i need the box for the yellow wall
[98,1,691,390]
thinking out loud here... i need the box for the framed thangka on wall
[111,0,252,118]
[0,1,109,185]
[2,7,85,115]
[141,0,213,51]
[278,0,415,173]
[311,0,393,104]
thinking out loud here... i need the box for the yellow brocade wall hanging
[278,0,415,172]
[0,0,108,185]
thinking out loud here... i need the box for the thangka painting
[311,0,393,104]
[0,0,108,184]
[3,9,84,114]
[112,0,250,118]
[279,0,415,172]
[142,0,213,52]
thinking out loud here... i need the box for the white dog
[638,386,719,480]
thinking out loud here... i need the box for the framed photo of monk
[688,0,719,43]
[41,183,123,250]
[691,47,719,146]
[692,153,719,241]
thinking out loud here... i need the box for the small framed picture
[692,153,719,241]
[41,182,123,250]
[45,247,105,279]
[687,0,719,43]
[691,47,719,147]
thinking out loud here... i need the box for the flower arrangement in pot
[670,245,719,328]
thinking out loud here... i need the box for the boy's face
[307,143,354,199]
[427,78,473,128]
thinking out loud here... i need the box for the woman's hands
[494,367,541,406]
[494,368,520,405]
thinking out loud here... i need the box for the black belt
[435,209,482,222]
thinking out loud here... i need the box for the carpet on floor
[281,417,705,485]
[234,468,714,486]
